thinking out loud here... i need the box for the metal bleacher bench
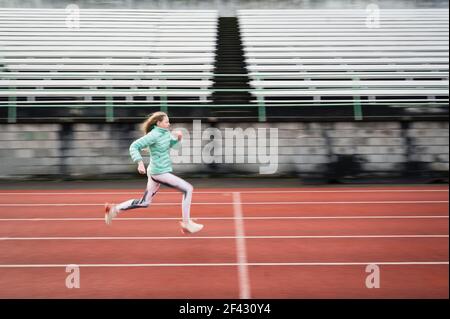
[0,8,218,116]
[238,9,449,108]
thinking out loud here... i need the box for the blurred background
[0,0,448,184]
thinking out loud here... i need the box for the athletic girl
[104,112,204,234]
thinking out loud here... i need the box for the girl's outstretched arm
[129,132,157,173]
[170,130,183,149]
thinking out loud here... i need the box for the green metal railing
[1,73,448,123]
[0,89,373,123]
[2,99,448,123]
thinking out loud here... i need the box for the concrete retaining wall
[0,121,448,179]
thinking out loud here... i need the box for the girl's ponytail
[141,112,168,135]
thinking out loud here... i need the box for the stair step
[212,17,251,106]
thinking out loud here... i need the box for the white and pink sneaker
[104,203,119,225]
[180,220,204,234]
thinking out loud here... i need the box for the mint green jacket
[129,126,180,175]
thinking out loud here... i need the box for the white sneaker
[104,203,118,225]
[180,220,204,234]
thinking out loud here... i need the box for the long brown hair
[141,111,167,134]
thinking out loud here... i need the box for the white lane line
[0,189,447,195]
[0,200,447,207]
[233,192,251,300]
[0,261,447,268]
[0,235,447,241]
[0,215,448,222]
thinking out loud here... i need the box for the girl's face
[157,116,170,129]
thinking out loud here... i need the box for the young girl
[104,111,204,234]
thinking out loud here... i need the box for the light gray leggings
[115,173,193,223]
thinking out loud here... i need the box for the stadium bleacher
[0,6,448,181]
[0,8,448,122]
[238,9,449,114]
[0,8,218,121]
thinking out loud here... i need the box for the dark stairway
[210,17,256,120]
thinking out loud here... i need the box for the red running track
[0,185,448,298]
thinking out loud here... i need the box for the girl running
[104,111,204,234]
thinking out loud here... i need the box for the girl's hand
[175,131,183,141]
[137,161,146,175]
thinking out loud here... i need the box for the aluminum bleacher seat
[0,8,218,116]
[238,9,449,109]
